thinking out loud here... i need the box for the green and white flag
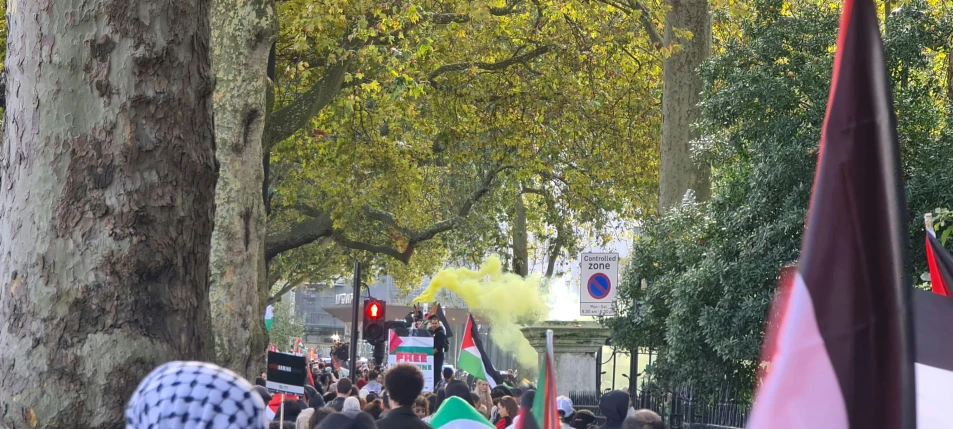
[458,314,502,388]
[264,305,274,331]
[430,396,494,429]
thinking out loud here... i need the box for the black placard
[266,351,306,395]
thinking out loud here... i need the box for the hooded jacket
[598,391,629,429]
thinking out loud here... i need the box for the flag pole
[925,213,934,234]
[279,393,285,429]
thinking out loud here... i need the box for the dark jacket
[315,411,379,429]
[376,406,433,429]
[431,326,448,355]
[598,390,629,429]
[330,396,348,412]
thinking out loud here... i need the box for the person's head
[125,361,266,429]
[446,380,475,406]
[470,393,482,407]
[308,407,335,428]
[623,410,664,429]
[425,392,438,415]
[343,396,362,412]
[368,371,379,382]
[363,399,384,420]
[351,386,360,398]
[443,367,454,381]
[571,410,597,429]
[557,396,574,422]
[413,396,430,418]
[314,410,377,429]
[337,377,353,395]
[428,315,440,330]
[366,392,379,403]
[414,318,424,329]
[599,390,631,423]
[476,379,489,392]
[282,399,302,419]
[383,363,425,407]
[499,396,519,418]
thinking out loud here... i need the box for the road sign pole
[349,261,361,380]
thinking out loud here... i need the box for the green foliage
[268,299,305,351]
[607,0,953,395]
[267,0,664,288]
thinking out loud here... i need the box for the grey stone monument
[520,321,610,395]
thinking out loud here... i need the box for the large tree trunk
[209,0,277,379]
[659,0,712,210]
[0,0,216,426]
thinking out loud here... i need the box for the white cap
[557,396,574,417]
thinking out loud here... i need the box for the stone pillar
[520,321,610,395]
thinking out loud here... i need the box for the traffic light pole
[349,261,361,381]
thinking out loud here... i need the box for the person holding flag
[746,0,916,428]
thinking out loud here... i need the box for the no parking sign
[580,253,619,316]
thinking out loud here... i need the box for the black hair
[368,371,379,381]
[308,407,336,428]
[254,377,266,387]
[443,367,454,379]
[336,377,352,394]
[384,363,425,407]
[281,399,302,420]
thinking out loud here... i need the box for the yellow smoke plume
[413,255,548,369]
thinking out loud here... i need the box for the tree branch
[628,0,664,49]
[334,164,510,263]
[428,45,553,81]
[264,60,351,150]
[265,212,334,261]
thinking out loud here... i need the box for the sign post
[580,252,620,316]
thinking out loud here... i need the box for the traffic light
[362,299,386,343]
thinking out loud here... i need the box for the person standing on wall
[428,314,448,387]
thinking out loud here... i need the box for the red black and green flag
[516,330,559,429]
[747,0,915,428]
[925,216,953,297]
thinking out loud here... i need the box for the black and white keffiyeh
[125,361,267,429]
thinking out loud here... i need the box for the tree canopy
[265,0,667,292]
[606,0,953,394]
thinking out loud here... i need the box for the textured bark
[947,45,953,103]
[659,0,712,210]
[209,0,277,379]
[512,194,529,277]
[0,0,216,426]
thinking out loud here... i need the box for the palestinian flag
[913,289,953,428]
[430,396,494,429]
[331,354,341,371]
[517,330,559,429]
[458,315,502,388]
[264,305,274,330]
[295,338,304,355]
[427,303,453,338]
[269,344,278,353]
[925,214,953,297]
[746,1,915,428]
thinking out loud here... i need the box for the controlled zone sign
[388,330,435,392]
[580,252,619,316]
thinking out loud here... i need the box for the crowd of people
[123,357,667,429]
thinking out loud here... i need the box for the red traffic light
[367,302,381,319]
